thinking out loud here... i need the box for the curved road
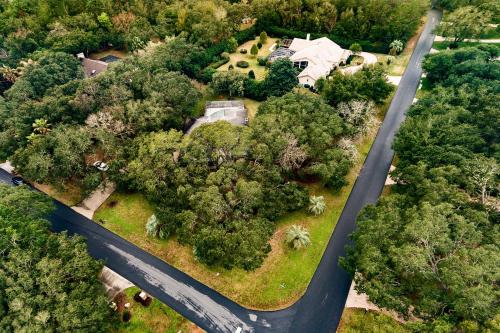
[0,8,441,333]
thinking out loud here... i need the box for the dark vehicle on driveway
[11,176,25,186]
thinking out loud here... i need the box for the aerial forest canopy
[342,46,500,332]
[0,185,113,332]
[0,0,428,69]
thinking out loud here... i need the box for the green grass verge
[94,134,375,310]
[338,309,409,333]
[432,41,500,51]
[217,37,277,81]
[114,287,200,333]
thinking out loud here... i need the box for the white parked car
[93,161,109,172]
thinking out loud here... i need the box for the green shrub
[257,42,263,49]
[236,60,249,68]
[259,31,268,44]
[349,43,362,53]
[248,70,256,79]
[209,57,230,69]
[257,56,268,66]
[251,44,259,56]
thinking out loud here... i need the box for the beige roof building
[288,37,351,86]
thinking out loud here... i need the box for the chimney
[306,33,310,41]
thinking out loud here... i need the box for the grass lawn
[33,182,82,206]
[432,41,500,51]
[217,37,278,80]
[337,309,409,333]
[114,287,203,333]
[375,14,427,76]
[94,132,376,310]
[480,26,500,39]
[239,97,261,121]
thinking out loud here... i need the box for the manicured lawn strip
[33,182,82,206]
[239,97,261,121]
[337,308,409,333]
[94,132,376,310]
[375,15,427,76]
[480,26,500,39]
[114,287,202,333]
[217,37,278,80]
[432,41,499,50]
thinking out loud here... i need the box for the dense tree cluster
[211,59,300,100]
[435,0,499,14]
[317,66,394,105]
[127,122,308,269]
[0,185,113,332]
[0,0,249,65]
[253,0,427,51]
[253,93,352,189]
[125,92,376,269]
[342,46,500,331]
[0,45,201,192]
[0,0,398,273]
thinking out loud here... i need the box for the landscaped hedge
[209,57,230,69]
[236,60,249,68]
[188,26,257,83]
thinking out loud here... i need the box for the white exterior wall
[298,75,317,86]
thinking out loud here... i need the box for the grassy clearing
[217,37,278,80]
[480,26,500,39]
[337,309,409,333]
[432,41,499,50]
[114,287,202,333]
[33,182,82,206]
[94,132,376,310]
[375,15,427,76]
[238,97,261,121]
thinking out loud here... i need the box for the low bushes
[209,57,230,69]
[236,60,249,68]
[257,56,268,66]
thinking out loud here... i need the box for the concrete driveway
[341,52,378,75]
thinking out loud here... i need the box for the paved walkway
[0,161,14,173]
[344,282,380,311]
[72,181,115,219]
[341,52,378,75]
[387,75,402,86]
[100,266,134,299]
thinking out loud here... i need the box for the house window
[293,61,308,69]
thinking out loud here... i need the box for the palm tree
[145,214,158,237]
[26,132,39,143]
[32,118,51,135]
[286,225,311,250]
[389,40,404,56]
[308,195,326,216]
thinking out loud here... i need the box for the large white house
[289,36,351,86]
[269,36,351,86]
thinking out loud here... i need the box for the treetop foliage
[342,46,500,331]
[0,185,113,332]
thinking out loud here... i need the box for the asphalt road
[0,8,441,333]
